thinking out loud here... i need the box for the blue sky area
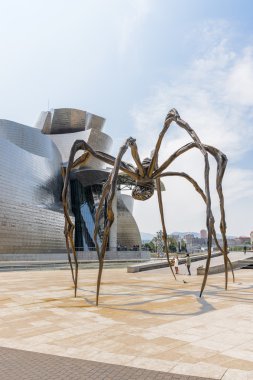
[0,0,252,235]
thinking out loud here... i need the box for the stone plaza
[0,260,252,379]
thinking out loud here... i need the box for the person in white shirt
[185,254,191,275]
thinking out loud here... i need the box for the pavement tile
[0,264,252,379]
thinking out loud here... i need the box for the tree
[167,236,177,252]
[143,241,155,252]
[181,239,187,252]
[152,231,164,257]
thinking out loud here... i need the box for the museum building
[0,108,141,259]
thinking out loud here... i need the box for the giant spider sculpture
[62,108,234,306]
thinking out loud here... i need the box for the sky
[0,0,253,236]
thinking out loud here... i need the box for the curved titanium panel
[48,130,91,163]
[37,108,106,135]
[37,108,87,134]
[85,113,105,132]
[117,193,141,250]
[50,109,87,134]
[48,129,113,168]
[84,128,113,168]
[0,120,62,160]
[0,122,66,254]
[72,168,109,187]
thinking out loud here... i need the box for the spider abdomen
[132,180,155,201]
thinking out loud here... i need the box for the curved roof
[36,108,105,135]
[0,119,61,161]
[70,168,109,187]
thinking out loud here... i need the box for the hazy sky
[1,0,253,236]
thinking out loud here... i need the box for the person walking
[243,246,247,255]
[186,254,191,275]
[174,256,179,274]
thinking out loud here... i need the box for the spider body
[132,179,155,201]
[62,108,234,306]
[132,157,155,200]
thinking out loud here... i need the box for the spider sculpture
[62,108,234,306]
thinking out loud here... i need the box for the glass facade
[70,180,105,251]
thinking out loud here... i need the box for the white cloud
[224,167,253,204]
[130,21,253,236]
[225,47,253,106]
[118,0,153,55]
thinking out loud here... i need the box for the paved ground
[0,346,210,380]
[0,258,252,379]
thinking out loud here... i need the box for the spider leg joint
[166,108,180,121]
[126,137,136,146]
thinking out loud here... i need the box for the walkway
[0,264,252,379]
[176,251,253,276]
[0,346,210,380]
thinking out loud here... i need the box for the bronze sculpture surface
[62,108,234,305]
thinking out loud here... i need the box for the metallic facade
[0,120,65,253]
[36,108,105,134]
[36,108,112,168]
[0,108,142,256]
[117,194,141,249]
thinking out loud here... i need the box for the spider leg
[95,137,136,306]
[94,173,113,260]
[154,141,232,289]
[204,146,232,286]
[148,109,178,177]
[68,152,92,286]
[157,171,234,292]
[173,113,233,293]
[152,142,197,178]
[157,172,206,200]
[212,228,235,283]
[62,150,90,295]
[64,218,74,283]
[96,151,139,180]
[93,142,141,257]
[149,110,214,294]
[61,167,75,282]
[62,139,135,297]
[130,141,145,177]
[168,112,213,295]
[150,108,231,291]
[72,151,90,169]
[156,178,176,280]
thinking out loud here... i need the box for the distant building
[183,234,193,252]
[238,236,251,245]
[170,234,180,241]
[226,238,237,247]
[200,229,207,239]
[184,234,194,245]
